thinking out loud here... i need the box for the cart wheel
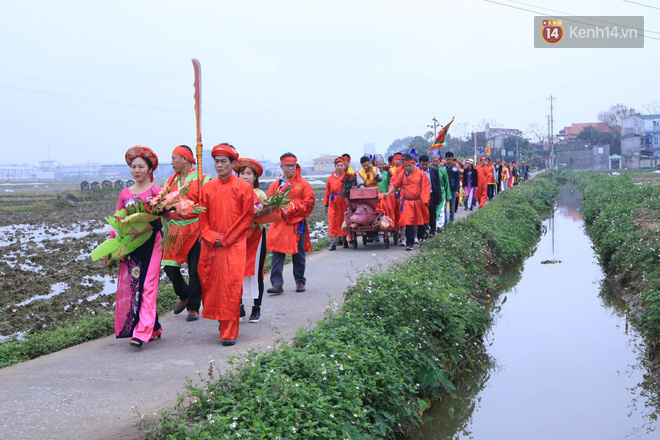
[362,235,368,246]
[384,238,389,249]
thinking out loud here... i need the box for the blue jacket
[445,164,461,197]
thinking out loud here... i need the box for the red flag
[485,140,491,156]
[428,117,455,151]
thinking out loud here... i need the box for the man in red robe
[266,152,315,294]
[163,145,210,322]
[475,157,490,208]
[383,153,430,251]
[198,144,254,346]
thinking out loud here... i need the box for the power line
[506,0,660,35]
[0,71,187,103]
[483,0,660,41]
[0,84,189,114]
[622,0,660,12]
[0,71,421,126]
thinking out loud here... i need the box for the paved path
[0,207,474,440]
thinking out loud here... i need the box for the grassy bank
[568,171,660,344]
[147,175,556,439]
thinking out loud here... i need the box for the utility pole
[547,95,557,169]
[427,117,440,138]
[473,131,477,163]
[547,114,551,170]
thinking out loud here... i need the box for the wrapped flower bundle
[254,186,291,224]
[90,180,205,271]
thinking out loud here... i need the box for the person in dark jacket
[462,158,478,211]
[444,151,461,222]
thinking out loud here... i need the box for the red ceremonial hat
[173,145,196,164]
[125,146,158,171]
[211,143,239,160]
[233,157,263,177]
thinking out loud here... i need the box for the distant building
[260,159,281,177]
[484,125,523,153]
[313,155,337,174]
[557,122,609,142]
[556,141,610,170]
[0,164,39,180]
[363,143,376,156]
[621,114,660,168]
[56,163,103,180]
[100,164,132,180]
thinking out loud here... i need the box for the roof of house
[559,122,609,135]
[637,114,660,119]
[313,155,339,162]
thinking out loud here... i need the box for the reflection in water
[415,186,659,440]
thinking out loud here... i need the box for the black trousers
[419,201,437,239]
[163,240,202,312]
[271,223,306,287]
[487,184,495,200]
[405,225,417,247]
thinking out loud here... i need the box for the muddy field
[630,171,660,186]
[0,182,328,343]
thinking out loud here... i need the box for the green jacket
[436,166,451,202]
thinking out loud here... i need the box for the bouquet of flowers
[254,186,291,224]
[91,180,205,271]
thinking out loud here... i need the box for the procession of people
[104,144,530,348]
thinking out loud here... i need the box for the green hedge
[571,171,660,342]
[148,176,556,440]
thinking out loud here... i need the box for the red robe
[384,166,403,230]
[266,165,315,254]
[162,169,209,267]
[389,167,430,226]
[475,165,489,207]
[198,174,254,326]
[324,172,349,237]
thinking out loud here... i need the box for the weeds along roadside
[146,175,557,440]
[565,170,660,346]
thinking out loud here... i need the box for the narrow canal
[415,186,659,440]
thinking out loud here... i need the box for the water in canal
[415,186,659,440]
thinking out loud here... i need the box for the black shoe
[405,246,413,251]
[240,304,246,321]
[173,299,187,315]
[267,286,283,294]
[222,339,237,346]
[186,311,199,321]
[342,240,349,248]
[296,282,306,292]
[249,306,261,323]
[329,244,336,251]
[130,338,143,348]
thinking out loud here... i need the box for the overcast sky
[0,0,657,166]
